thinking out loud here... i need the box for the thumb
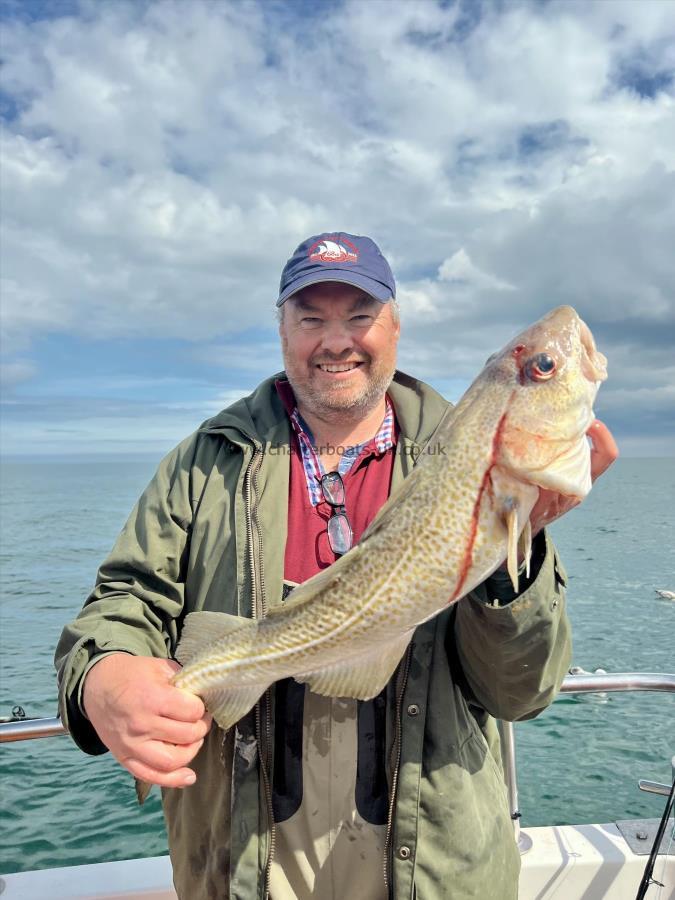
[156,657,183,679]
[588,419,618,482]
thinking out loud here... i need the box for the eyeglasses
[320,471,353,556]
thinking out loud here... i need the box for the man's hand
[530,419,619,535]
[82,653,212,788]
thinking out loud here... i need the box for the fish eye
[525,352,557,381]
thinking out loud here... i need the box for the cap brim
[276,270,392,307]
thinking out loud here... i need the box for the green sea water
[0,456,673,874]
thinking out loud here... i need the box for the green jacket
[55,371,572,900]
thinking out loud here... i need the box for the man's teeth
[318,363,360,372]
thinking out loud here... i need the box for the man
[55,232,617,900]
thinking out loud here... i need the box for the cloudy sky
[1,0,674,458]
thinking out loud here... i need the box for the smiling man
[279,280,400,471]
[56,232,616,900]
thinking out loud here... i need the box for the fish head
[487,305,607,500]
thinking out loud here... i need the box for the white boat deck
[520,822,674,899]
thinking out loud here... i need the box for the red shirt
[275,379,397,585]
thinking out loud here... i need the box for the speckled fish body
[173,305,607,731]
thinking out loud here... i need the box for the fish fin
[202,683,269,732]
[519,518,532,580]
[176,611,251,666]
[135,777,152,805]
[295,632,414,700]
[506,507,519,593]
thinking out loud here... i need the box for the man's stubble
[281,337,397,423]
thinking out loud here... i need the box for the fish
[172,305,608,733]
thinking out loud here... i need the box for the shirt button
[398,845,411,860]
[407,704,420,717]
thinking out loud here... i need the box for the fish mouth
[527,415,616,497]
[520,431,593,498]
[579,318,607,383]
[502,413,596,499]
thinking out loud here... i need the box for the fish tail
[202,682,271,732]
[175,610,252,667]
[175,610,270,731]
[135,777,152,805]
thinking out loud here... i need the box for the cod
[173,305,608,731]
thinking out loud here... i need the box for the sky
[1,0,674,458]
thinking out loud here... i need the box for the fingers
[115,711,209,788]
[121,733,205,787]
[130,735,205,772]
[157,657,182,676]
[151,713,212,746]
[124,755,199,789]
[157,685,208,723]
[587,419,619,481]
[81,654,217,792]
[82,655,213,787]
[122,691,211,746]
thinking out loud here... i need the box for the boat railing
[2,669,674,854]
[0,714,66,742]
[498,670,675,851]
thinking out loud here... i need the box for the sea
[0,456,673,875]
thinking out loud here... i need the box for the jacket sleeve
[452,529,572,722]
[54,437,196,754]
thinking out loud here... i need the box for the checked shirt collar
[289,397,395,507]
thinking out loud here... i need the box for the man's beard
[282,346,396,421]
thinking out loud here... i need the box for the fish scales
[172,305,608,732]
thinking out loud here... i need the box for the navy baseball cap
[276,232,396,307]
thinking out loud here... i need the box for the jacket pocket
[456,688,508,802]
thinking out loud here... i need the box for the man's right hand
[82,653,212,788]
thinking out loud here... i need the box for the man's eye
[300,317,322,328]
[350,315,372,324]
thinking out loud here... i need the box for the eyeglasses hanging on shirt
[320,471,353,556]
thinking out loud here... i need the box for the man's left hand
[529,419,619,535]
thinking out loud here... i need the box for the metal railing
[498,671,675,850]
[0,715,66,743]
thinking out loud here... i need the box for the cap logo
[308,237,358,264]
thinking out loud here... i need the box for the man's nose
[319,321,354,356]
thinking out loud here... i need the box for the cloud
[0,0,674,454]
[197,341,284,374]
[438,248,516,293]
[0,359,38,386]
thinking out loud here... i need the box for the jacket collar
[198,372,288,448]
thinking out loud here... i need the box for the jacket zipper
[244,447,276,899]
[383,643,413,892]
